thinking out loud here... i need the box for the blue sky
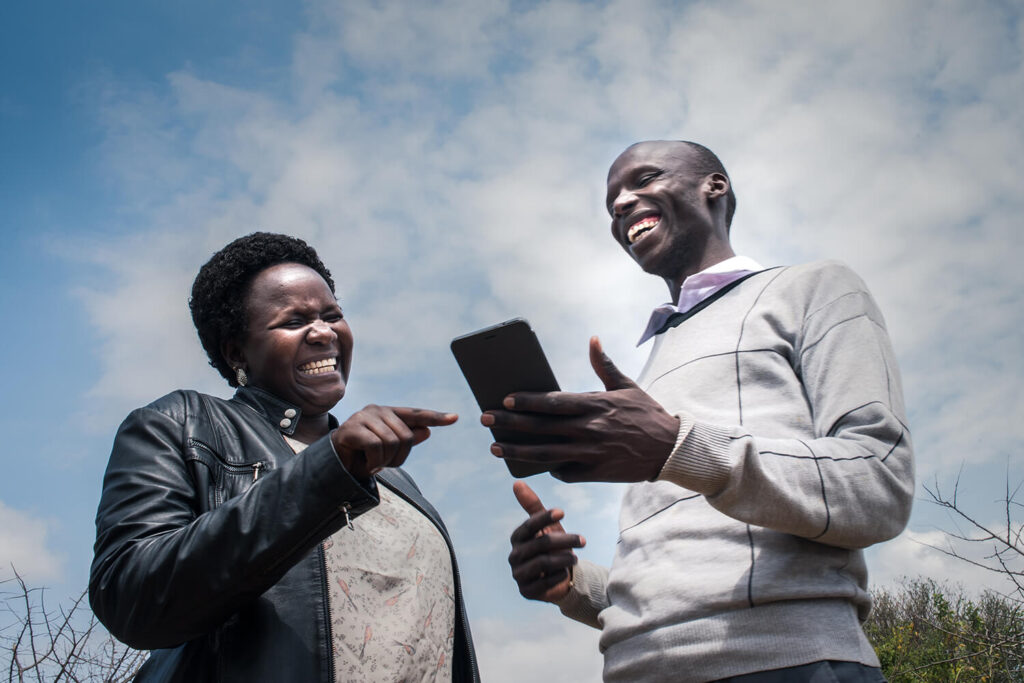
[2,1,1023,680]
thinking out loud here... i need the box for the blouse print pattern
[324,483,456,682]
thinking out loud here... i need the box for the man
[483,141,913,682]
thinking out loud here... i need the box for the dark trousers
[712,660,887,683]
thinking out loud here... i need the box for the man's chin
[632,241,690,282]
[630,233,666,266]
[634,250,674,278]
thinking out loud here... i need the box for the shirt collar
[637,255,765,346]
[688,255,764,278]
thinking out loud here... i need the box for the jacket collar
[232,386,317,436]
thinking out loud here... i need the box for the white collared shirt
[637,255,765,345]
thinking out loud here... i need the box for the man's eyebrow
[631,163,662,175]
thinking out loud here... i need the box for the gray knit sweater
[558,261,914,682]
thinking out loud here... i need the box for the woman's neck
[292,412,330,444]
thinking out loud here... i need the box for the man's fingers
[510,549,578,584]
[518,571,573,601]
[508,487,583,604]
[510,530,585,561]
[484,409,582,436]
[510,508,567,543]
[494,442,584,465]
[499,391,590,415]
[550,462,595,484]
[512,481,545,515]
[589,336,636,391]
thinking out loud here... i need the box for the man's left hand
[481,337,680,483]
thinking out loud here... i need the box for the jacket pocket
[187,438,269,509]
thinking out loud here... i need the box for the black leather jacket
[89,387,479,682]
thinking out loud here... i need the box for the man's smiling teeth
[298,358,337,375]
[627,216,660,244]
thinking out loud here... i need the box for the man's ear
[704,173,729,199]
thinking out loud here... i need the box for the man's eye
[282,319,305,328]
[637,172,659,187]
[324,313,343,323]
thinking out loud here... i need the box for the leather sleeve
[89,399,379,649]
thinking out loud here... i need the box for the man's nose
[612,190,638,217]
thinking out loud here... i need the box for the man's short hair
[681,141,737,229]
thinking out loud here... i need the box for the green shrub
[864,579,1024,682]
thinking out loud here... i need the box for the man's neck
[664,244,737,303]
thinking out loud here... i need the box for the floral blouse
[286,436,455,682]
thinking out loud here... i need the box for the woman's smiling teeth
[627,216,660,244]
[298,358,337,375]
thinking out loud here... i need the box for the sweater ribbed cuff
[656,416,735,496]
[555,560,606,630]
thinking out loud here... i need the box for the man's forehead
[608,140,694,179]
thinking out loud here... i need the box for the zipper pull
[340,502,354,530]
[252,463,263,482]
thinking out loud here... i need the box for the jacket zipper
[320,502,357,682]
[339,502,353,529]
[319,543,337,683]
[188,439,267,505]
[189,438,267,477]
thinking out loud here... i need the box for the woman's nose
[306,319,337,343]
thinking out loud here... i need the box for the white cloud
[0,502,64,584]
[62,231,229,431]
[319,0,509,80]
[868,528,1021,599]
[474,614,604,683]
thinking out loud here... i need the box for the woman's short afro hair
[189,232,335,386]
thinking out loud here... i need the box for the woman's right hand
[331,405,458,480]
[508,481,586,603]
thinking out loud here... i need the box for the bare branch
[1,567,146,682]
[924,478,1024,561]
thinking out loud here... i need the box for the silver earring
[235,367,248,387]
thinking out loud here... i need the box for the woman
[89,232,479,682]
